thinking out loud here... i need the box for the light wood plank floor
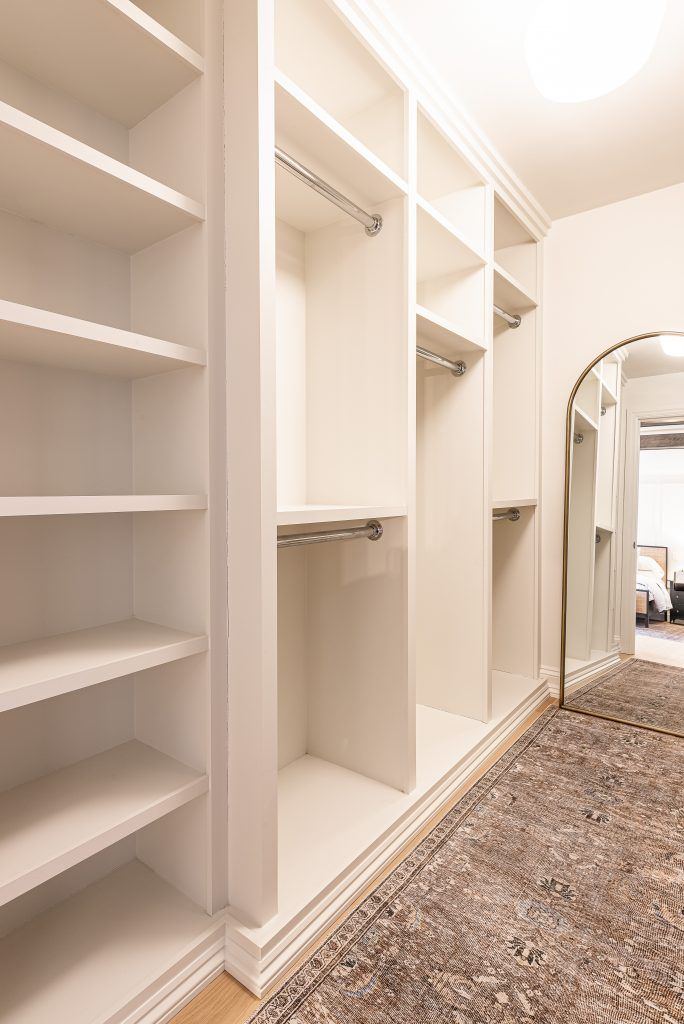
[172,696,557,1024]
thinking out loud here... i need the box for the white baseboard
[114,927,226,1024]
[225,681,552,998]
[543,652,622,697]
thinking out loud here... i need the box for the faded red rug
[249,709,684,1024]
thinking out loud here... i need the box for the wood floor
[171,696,557,1024]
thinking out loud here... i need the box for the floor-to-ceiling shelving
[226,0,549,999]
[0,2,226,1021]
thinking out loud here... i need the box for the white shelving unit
[565,351,624,683]
[0,2,226,1021]
[226,0,549,999]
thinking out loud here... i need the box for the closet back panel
[491,506,536,677]
[276,196,407,508]
[416,353,487,720]
[591,534,612,652]
[596,404,617,526]
[277,516,409,791]
[492,312,537,501]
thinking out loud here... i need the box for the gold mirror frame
[559,330,684,736]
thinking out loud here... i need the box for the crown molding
[335,0,552,241]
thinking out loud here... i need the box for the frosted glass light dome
[525,0,667,103]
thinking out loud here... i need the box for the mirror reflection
[562,334,684,736]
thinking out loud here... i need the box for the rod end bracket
[451,360,467,377]
[367,519,383,541]
[365,214,383,237]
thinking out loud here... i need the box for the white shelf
[0,299,206,378]
[493,263,538,314]
[574,406,598,432]
[417,197,486,279]
[0,741,208,906]
[601,379,618,406]
[492,497,537,510]
[0,101,204,253]
[596,523,614,534]
[277,504,407,527]
[0,860,217,1024]
[0,1,204,128]
[0,495,207,516]
[0,619,208,714]
[274,70,407,234]
[416,304,486,354]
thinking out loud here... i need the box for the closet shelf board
[0,0,204,127]
[417,195,486,264]
[492,497,537,510]
[596,523,614,534]
[275,71,407,234]
[277,504,407,526]
[0,741,208,907]
[493,263,538,313]
[0,101,205,253]
[0,299,206,378]
[0,860,218,1024]
[574,407,598,433]
[601,379,618,406]
[416,305,486,354]
[0,619,208,714]
[417,200,485,280]
[0,495,207,516]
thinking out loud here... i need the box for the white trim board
[225,679,551,997]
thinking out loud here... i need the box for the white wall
[639,448,684,576]
[542,182,684,676]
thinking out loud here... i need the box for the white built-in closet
[0,2,226,1022]
[566,351,624,684]
[226,0,548,997]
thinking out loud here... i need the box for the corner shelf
[416,304,486,354]
[0,100,205,253]
[274,70,407,234]
[0,740,208,906]
[0,299,206,378]
[493,263,537,314]
[0,1,204,128]
[0,495,207,516]
[0,860,218,1024]
[0,619,208,714]
[277,505,407,527]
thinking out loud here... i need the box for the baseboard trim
[225,682,552,997]
[115,928,226,1024]
[543,652,622,697]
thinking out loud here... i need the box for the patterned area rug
[249,709,684,1024]
[636,620,684,643]
[567,658,684,734]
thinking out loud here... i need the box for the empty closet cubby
[275,119,408,516]
[494,197,538,307]
[492,310,538,504]
[491,505,538,699]
[275,0,406,178]
[417,108,486,257]
[416,350,488,722]
[566,418,599,661]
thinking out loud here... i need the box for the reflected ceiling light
[525,0,667,103]
[660,335,684,357]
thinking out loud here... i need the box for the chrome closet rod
[275,146,383,236]
[492,507,521,522]
[416,345,466,376]
[493,304,522,329]
[277,519,384,549]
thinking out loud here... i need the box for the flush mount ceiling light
[660,335,684,357]
[525,0,667,103]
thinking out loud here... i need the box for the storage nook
[491,198,542,709]
[226,0,550,997]
[0,3,226,1022]
[565,352,624,684]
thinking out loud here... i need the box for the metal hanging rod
[494,304,522,329]
[275,146,383,237]
[277,519,383,549]
[416,346,466,377]
[492,507,521,522]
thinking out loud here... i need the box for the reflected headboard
[638,545,668,581]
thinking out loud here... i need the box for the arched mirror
[560,332,684,737]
